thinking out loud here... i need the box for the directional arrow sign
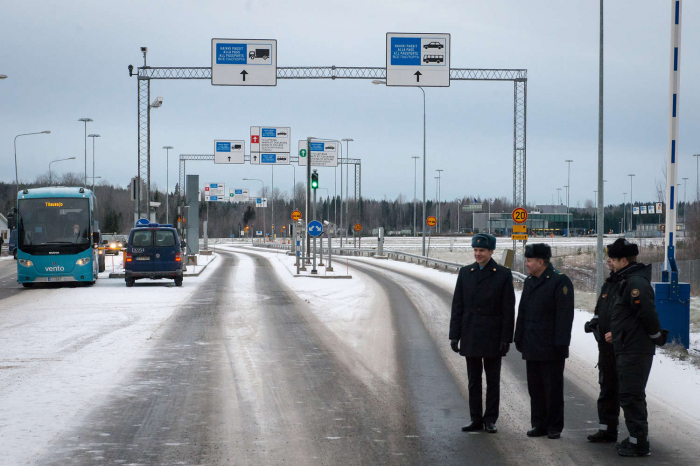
[211,38,277,86]
[215,140,245,164]
[386,33,450,87]
[308,220,323,237]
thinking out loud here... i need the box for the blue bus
[15,187,103,286]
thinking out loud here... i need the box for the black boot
[616,437,650,457]
[527,427,548,437]
[461,420,483,432]
[587,428,618,443]
[484,422,497,433]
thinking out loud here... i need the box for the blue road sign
[235,189,243,194]
[308,220,323,237]
[216,142,231,152]
[261,153,276,164]
[210,195,218,201]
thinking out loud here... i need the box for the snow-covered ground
[243,247,700,430]
[0,255,223,464]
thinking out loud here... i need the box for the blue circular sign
[308,220,323,237]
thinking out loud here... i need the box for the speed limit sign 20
[512,208,528,224]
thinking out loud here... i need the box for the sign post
[426,216,437,258]
[354,223,362,249]
[308,220,323,275]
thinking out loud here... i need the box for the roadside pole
[327,229,333,271]
[319,231,325,266]
[306,137,311,263]
[312,237,317,274]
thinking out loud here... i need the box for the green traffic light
[311,172,318,189]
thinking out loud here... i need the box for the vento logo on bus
[45,265,65,272]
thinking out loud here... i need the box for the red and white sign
[512,207,528,224]
[251,135,260,144]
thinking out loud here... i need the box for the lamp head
[88,134,100,138]
[163,145,173,150]
[42,130,51,134]
[371,80,386,85]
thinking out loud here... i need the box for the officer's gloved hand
[450,339,460,353]
[652,329,670,346]
[584,316,599,334]
[499,342,510,357]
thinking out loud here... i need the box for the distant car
[8,229,17,260]
[124,223,185,287]
[103,234,127,255]
[423,42,444,50]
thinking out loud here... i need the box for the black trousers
[597,348,620,429]
[466,357,502,424]
[526,359,566,433]
[617,353,653,439]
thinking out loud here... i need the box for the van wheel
[175,279,183,287]
[126,279,134,287]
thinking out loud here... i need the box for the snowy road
[1,246,699,464]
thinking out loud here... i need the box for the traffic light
[311,171,318,190]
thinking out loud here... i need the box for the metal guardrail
[251,242,527,282]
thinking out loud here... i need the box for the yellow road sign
[511,234,528,241]
[513,225,527,233]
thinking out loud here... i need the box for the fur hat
[472,233,497,250]
[524,243,552,261]
[607,238,639,259]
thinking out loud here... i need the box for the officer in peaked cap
[514,243,574,439]
[450,233,515,434]
[606,238,667,457]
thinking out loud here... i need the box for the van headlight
[76,257,91,266]
[18,259,33,267]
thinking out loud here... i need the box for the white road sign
[633,206,639,215]
[215,140,245,164]
[204,182,225,202]
[298,140,339,167]
[656,202,663,214]
[255,197,268,208]
[251,126,290,164]
[648,205,656,214]
[641,205,647,214]
[230,188,249,203]
[211,39,277,86]
[386,33,450,87]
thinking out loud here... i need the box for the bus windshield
[18,198,91,254]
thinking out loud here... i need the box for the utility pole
[628,174,635,231]
[596,0,605,294]
[412,156,419,236]
[436,169,443,233]
[623,192,627,234]
[565,159,573,236]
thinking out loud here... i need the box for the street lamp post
[683,177,689,224]
[163,146,173,224]
[628,174,635,231]
[565,160,573,236]
[49,157,76,186]
[594,190,597,233]
[342,138,353,244]
[243,178,265,238]
[556,187,562,205]
[412,156,419,236]
[373,80,426,255]
[88,134,100,191]
[436,169,443,233]
[14,131,51,199]
[78,118,93,187]
[623,193,627,234]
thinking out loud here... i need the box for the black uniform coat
[594,272,620,353]
[449,258,516,358]
[610,263,662,356]
[514,263,575,361]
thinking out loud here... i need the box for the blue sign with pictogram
[308,220,323,237]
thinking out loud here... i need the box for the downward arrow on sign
[240,70,248,81]
[414,71,422,82]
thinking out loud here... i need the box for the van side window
[155,230,176,247]
[132,231,152,247]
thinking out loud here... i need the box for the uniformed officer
[450,233,515,434]
[606,238,667,457]
[585,256,620,443]
[514,243,574,439]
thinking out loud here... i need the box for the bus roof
[18,187,95,199]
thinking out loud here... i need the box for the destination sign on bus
[46,202,64,207]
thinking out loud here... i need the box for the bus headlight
[18,259,33,267]
[76,257,91,266]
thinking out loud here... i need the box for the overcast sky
[2,0,699,208]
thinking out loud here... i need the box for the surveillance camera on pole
[151,97,163,108]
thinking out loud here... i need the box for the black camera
[584,316,601,342]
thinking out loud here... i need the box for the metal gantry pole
[596,0,605,294]
[306,137,311,260]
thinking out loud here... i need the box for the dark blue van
[8,229,17,259]
[124,223,185,287]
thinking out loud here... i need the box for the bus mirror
[92,232,100,245]
[181,240,186,249]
